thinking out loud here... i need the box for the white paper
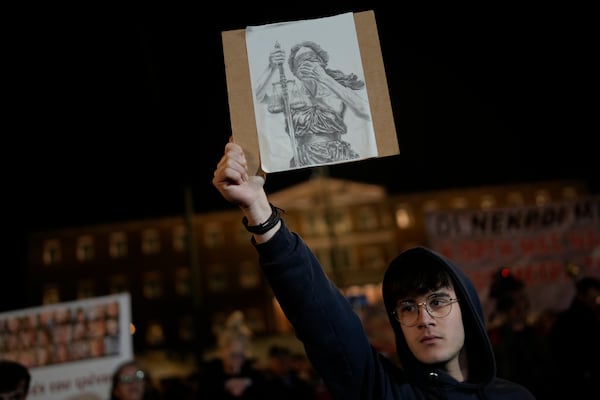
[246,12,378,173]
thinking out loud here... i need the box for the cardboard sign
[222,10,398,175]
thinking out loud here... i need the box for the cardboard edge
[221,10,398,175]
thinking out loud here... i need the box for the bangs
[387,261,453,301]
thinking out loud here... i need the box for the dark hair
[386,259,454,301]
[0,360,31,394]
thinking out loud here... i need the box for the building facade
[26,176,589,360]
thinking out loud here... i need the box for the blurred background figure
[262,345,316,400]
[550,276,600,398]
[195,310,266,399]
[486,268,555,399]
[109,359,160,400]
[0,360,30,399]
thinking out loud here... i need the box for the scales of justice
[266,42,308,166]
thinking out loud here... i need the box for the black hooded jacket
[255,221,535,399]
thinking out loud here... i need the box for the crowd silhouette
[141,274,600,400]
[3,281,598,400]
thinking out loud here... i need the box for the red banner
[425,196,600,320]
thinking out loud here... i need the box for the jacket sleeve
[254,221,391,399]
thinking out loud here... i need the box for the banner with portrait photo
[0,293,133,400]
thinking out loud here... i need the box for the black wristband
[242,203,284,234]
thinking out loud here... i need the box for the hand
[269,48,286,69]
[296,60,324,81]
[213,139,278,241]
[212,140,265,209]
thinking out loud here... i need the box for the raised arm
[295,60,371,120]
[253,47,287,105]
[212,140,278,243]
[212,139,393,398]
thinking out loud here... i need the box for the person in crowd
[486,268,555,399]
[109,359,160,400]
[195,310,266,399]
[0,360,31,399]
[549,276,600,398]
[212,140,535,399]
[262,345,317,400]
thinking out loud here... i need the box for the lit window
[480,195,496,210]
[172,225,188,252]
[204,223,224,248]
[239,261,260,289]
[423,200,439,212]
[304,212,328,235]
[42,284,60,305]
[332,209,352,233]
[43,239,62,266]
[145,321,165,346]
[175,267,191,296]
[143,271,163,299]
[535,190,551,206]
[395,204,413,229]
[142,229,161,254]
[451,197,468,209]
[76,235,95,262]
[109,232,128,258]
[357,206,378,230]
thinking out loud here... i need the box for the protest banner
[425,195,600,319]
[0,293,133,400]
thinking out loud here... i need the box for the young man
[486,269,554,399]
[212,141,535,399]
[0,360,31,400]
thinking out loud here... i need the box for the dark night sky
[4,2,597,311]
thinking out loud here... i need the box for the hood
[382,246,496,385]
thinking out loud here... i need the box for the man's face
[398,288,465,367]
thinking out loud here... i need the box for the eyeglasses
[393,294,458,327]
[119,370,145,384]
